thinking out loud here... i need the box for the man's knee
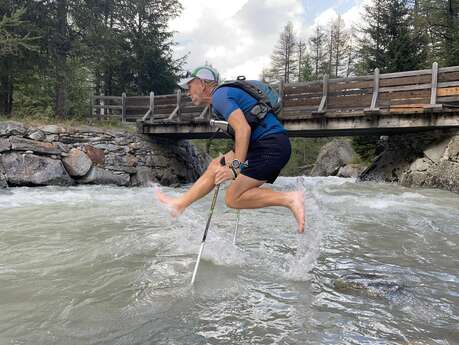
[225,192,239,209]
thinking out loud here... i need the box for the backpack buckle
[250,103,269,120]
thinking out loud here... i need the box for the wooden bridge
[90,63,459,138]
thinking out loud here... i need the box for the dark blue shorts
[241,132,291,184]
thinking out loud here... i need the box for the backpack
[212,76,282,127]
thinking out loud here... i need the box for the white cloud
[170,0,366,81]
[171,0,305,80]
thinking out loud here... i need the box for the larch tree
[270,21,298,83]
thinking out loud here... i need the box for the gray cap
[178,65,220,89]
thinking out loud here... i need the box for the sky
[169,0,369,81]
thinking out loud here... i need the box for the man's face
[187,78,205,105]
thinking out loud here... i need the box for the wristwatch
[231,159,242,170]
[231,159,248,170]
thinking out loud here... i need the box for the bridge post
[149,91,155,117]
[279,79,284,116]
[176,88,182,121]
[121,92,126,122]
[430,62,439,106]
[141,92,155,122]
[365,68,380,113]
[314,74,328,114]
[89,93,94,120]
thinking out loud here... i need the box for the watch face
[231,159,241,169]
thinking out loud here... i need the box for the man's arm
[227,108,251,165]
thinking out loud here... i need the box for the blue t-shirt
[211,86,286,143]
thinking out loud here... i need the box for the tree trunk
[0,63,13,116]
[54,0,69,117]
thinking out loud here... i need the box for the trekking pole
[232,209,240,244]
[191,183,221,285]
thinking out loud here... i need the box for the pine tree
[297,40,307,82]
[309,26,326,78]
[331,15,350,77]
[357,0,427,74]
[301,54,314,81]
[270,22,298,83]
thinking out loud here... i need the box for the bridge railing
[90,63,459,123]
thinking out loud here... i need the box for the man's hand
[214,165,235,185]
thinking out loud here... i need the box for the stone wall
[0,121,209,188]
[359,129,459,193]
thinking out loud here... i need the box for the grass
[0,114,137,132]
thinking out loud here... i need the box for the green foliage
[0,7,39,56]
[351,135,381,163]
[281,138,331,176]
[357,0,428,74]
[0,0,184,117]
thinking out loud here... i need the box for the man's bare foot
[288,190,305,233]
[154,187,185,217]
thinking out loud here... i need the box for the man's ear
[199,79,206,91]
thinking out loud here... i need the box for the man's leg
[225,175,305,232]
[155,151,234,216]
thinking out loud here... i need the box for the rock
[114,136,134,145]
[44,134,59,142]
[84,145,105,166]
[337,164,367,178]
[10,136,61,155]
[93,143,123,152]
[424,137,450,162]
[1,152,73,186]
[62,148,93,177]
[39,125,64,134]
[409,157,432,172]
[131,166,158,187]
[0,138,11,152]
[311,139,354,176]
[0,122,27,137]
[55,142,69,153]
[27,130,46,141]
[360,130,459,193]
[427,160,459,193]
[446,136,459,162]
[0,160,7,188]
[78,166,129,186]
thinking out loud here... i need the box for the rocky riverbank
[0,121,209,188]
[359,129,459,193]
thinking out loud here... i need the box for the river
[0,177,458,344]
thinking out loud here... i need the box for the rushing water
[0,177,458,345]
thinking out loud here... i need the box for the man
[155,65,305,232]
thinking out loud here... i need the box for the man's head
[178,65,220,105]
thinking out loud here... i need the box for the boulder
[131,166,158,187]
[1,152,73,186]
[10,136,61,155]
[359,130,459,193]
[0,138,10,152]
[0,160,7,188]
[424,137,449,162]
[84,145,105,166]
[0,122,27,137]
[311,139,354,176]
[78,166,129,186]
[44,134,59,142]
[27,130,46,141]
[62,148,93,177]
[337,164,367,178]
[39,125,64,134]
[446,136,459,162]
